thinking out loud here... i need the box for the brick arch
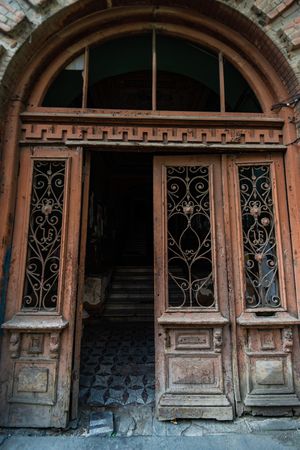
[0,0,298,115]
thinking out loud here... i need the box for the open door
[0,146,83,428]
[70,151,91,420]
[153,155,234,421]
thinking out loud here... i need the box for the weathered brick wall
[0,0,298,113]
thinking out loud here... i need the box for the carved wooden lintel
[20,121,285,148]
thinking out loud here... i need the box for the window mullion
[82,46,89,109]
[152,29,157,112]
[219,52,225,113]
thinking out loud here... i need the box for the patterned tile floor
[79,322,155,407]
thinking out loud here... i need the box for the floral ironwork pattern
[167,166,214,308]
[22,160,66,311]
[239,165,281,308]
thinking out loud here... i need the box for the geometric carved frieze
[20,122,285,147]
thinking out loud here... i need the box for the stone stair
[102,266,154,320]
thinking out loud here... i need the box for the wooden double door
[153,154,300,420]
[2,148,300,428]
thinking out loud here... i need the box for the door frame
[70,147,300,421]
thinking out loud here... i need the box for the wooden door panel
[153,155,233,421]
[227,153,300,415]
[0,146,83,428]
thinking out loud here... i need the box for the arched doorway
[1,5,300,428]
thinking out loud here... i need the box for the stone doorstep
[86,411,114,437]
[246,418,300,432]
[1,410,300,438]
[98,407,300,437]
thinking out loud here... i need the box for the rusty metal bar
[82,47,89,109]
[219,52,225,113]
[152,29,157,112]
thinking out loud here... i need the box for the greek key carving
[20,123,284,146]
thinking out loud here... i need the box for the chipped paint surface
[0,247,11,335]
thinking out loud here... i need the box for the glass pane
[238,165,281,308]
[22,160,66,311]
[87,34,152,109]
[42,54,84,107]
[224,59,262,112]
[157,35,220,111]
[167,166,214,308]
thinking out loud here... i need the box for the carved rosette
[282,327,293,353]
[213,328,223,353]
[49,332,60,358]
[9,333,21,358]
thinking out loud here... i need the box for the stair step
[103,265,156,319]
[109,293,154,300]
[114,266,153,273]
[111,283,154,289]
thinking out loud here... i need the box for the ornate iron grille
[238,165,281,309]
[22,160,66,311]
[167,166,214,308]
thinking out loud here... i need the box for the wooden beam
[219,52,225,113]
[70,151,91,420]
[152,29,157,112]
[82,47,89,109]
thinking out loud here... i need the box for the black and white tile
[79,322,155,406]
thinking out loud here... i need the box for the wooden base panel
[157,394,233,420]
[6,404,67,428]
[244,394,300,407]
[244,406,300,417]
[157,406,233,421]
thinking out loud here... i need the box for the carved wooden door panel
[227,153,300,416]
[153,155,234,421]
[0,146,83,428]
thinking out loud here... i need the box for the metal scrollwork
[238,165,281,309]
[22,160,66,311]
[167,166,214,308]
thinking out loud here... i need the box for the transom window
[42,32,262,112]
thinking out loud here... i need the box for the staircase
[102,266,154,320]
